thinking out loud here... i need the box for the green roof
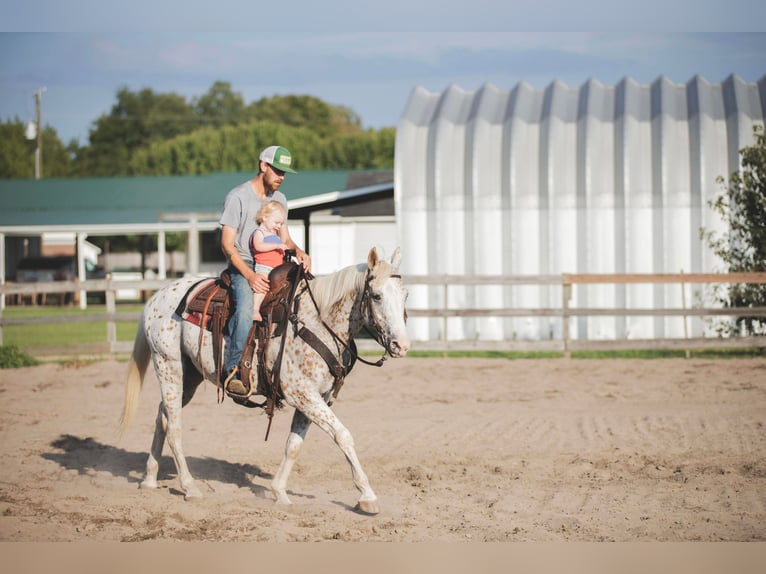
[0,170,357,227]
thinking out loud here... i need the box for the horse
[119,246,410,514]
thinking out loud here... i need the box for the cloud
[2,31,764,144]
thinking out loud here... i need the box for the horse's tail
[119,316,151,436]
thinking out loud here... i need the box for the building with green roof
[0,170,394,290]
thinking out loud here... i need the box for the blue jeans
[224,265,254,375]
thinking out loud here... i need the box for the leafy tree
[193,81,246,128]
[246,94,362,138]
[128,120,394,175]
[129,121,322,175]
[3,84,394,178]
[0,118,74,179]
[703,124,766,336]
[0,118,33,178]
[82,87,199,176]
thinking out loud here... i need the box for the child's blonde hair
[255,200,287,225]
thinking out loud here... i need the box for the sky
[2,3,765,145]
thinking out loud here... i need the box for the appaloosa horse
[119,247,410,514]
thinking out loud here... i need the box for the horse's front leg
[274,394,379,514]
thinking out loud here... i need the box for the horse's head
[361,247,411,358]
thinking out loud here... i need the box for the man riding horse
[219,145,311,397]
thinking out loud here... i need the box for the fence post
[680,270,690,359]
[106,278,117,352]
[442,282,448,355]
[562,276,571,358]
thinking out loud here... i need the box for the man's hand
[297,250,312,273]
[248,272,270,294]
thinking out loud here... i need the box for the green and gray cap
[259,145,297,173]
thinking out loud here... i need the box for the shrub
[0,345,40,369]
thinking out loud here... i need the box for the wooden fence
[1,273,765,356]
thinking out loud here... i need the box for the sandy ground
[0,355,764,542]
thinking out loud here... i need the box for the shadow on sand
[41,434,274,497]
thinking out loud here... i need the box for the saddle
[181,260,304,417]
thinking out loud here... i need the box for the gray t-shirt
[219,181,288,266]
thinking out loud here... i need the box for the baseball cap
[259,145,297,174]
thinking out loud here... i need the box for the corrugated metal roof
[0,170,356,227]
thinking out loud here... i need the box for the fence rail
[1,273,765,356]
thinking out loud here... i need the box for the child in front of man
[249,200,289,322]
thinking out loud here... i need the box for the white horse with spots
[120,247,410,514]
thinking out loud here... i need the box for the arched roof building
[395,74,766,342]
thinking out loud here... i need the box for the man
[219,145,311,396]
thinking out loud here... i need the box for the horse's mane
[308,259,393,319]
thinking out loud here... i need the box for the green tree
[128,120,395,175]
[0,118,33,178]
[81,87,199,176]
[703,124,766,336]
[0,118,73,178]
[129,121,325,175]
[246,94,362,138]
[193,81,246,128]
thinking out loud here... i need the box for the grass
[407,350,564,359]
[2,304,763,360]
[2,304,142,347]
[400,348,764,360]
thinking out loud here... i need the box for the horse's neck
[301,274,365,339]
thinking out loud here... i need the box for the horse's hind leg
[141,358,203,490]
[271,409,312,505]
[181,354,204,406]
[140,401,166,490]
[144,355,203,500]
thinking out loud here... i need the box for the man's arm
[221,225,270,293]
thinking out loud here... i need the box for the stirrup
[222,366,251,399]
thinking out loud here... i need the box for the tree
[703,124,766,336]
[0,118,74,178]
[82,87,199,176]
[193,81,246,128]
[7,84,392,177]
[0,118,34,178]
[246,94,362,138]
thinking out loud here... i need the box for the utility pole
[34,87,46,179]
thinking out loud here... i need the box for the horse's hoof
[356,499,380,515]
[272,491,292,506]
[140,478,158,489]
[184,486,203,500]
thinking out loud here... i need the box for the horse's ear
[390,247,401,271]
[367,247,380,270]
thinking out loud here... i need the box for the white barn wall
[308,216,398,276]
[396,74,766,342]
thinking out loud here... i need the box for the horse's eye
[372,293,382,302]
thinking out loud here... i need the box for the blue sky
[2,4,765,144]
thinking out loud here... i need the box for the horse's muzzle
[387,336,411,358]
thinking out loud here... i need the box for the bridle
[359,270,403,352]
[300,268,404,368]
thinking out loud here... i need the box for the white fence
[1,274,765,356]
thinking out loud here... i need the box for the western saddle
[179,258,305,426]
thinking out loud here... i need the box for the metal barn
[395,74,766,342]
